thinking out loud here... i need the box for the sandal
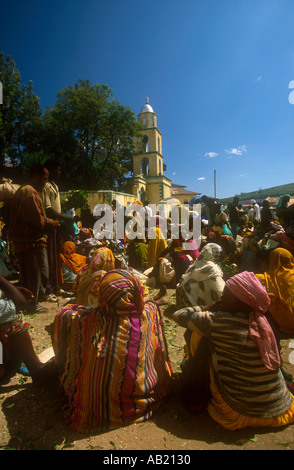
[35,304,49,313]
[47,294,58,302]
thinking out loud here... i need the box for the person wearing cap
[251,199,261,224]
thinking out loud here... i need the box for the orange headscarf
[59,241,87,284]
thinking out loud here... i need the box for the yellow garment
[256,248,294,335]
[147,227,167,268]
[59,241,87,286]
[208,366,294,430]
[184,330,203,360]
[211,225,224,237]
[183,330,294,431]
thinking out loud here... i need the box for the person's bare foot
[153,286,167,301]
[154,296,169,306]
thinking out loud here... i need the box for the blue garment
[0,298,16,325]
[61,263,77,283]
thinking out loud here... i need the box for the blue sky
[1,0,294,199]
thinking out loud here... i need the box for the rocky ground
[1,289,294,452]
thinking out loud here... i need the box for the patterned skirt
[208,366,294,430]
[52,303,173,433]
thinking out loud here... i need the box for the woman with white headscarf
[176,243,225,309]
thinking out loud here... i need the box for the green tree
[41,79,139,190]
[0,53,41,173]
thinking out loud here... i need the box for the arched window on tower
[142,135,149,153]
[141,157,150,177]
[158,137,161,154]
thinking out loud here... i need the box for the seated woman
[0,275,54,384]
[212,203,233,238]
[73,246,115,307]
[59,240,87,291]
[147,238,197,305]
[52,269,172,433]
[172,242,225,411]
[218,234,237,261]
[126,238,148,270]
[172,271,294,430]
[267,225,294,255]
[256,248,294,335]
[176,243,225,310]
[147,217,168,268]
[238,231,262,273]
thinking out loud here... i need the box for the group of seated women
[2,233,294,435]
[51,237,294,433]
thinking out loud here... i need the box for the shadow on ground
[1,375,286,451]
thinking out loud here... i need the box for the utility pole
[214,169,216,198]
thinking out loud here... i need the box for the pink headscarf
[226,271,280,371]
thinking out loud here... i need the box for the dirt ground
[1,288,294,452]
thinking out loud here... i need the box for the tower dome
[140,97,154,113]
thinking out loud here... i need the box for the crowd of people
[1,165,294,435]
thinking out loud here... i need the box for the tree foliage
[0,53,41,174]
[1,55,140,191]
[63,189,88,211]
[40,79,140,190]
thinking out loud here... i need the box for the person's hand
[52,220,60,228]
[202,300,222,312]
[17,287,35,304]
[202,302,216,310]
[62,215,73,223]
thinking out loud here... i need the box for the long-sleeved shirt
[9,184,52,253]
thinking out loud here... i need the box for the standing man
[41,159,73,299]
[228,196,240,240]
[251,199,261,224]
[9,164,60,312]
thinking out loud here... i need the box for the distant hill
[219,182,294,203]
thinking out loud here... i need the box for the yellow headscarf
[256,248,294,334]
[147,227,167,268]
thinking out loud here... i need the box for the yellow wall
[60,190,137,212]
[133,124,163,177]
